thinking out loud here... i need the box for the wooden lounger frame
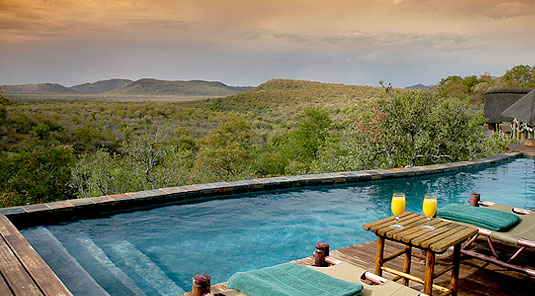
[458,199,535,277]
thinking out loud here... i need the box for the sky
[1,0,534,87]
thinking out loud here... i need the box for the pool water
[21,158,535,295]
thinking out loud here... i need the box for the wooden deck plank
[0,240,43,295]
[0,215,72,296]
[0,270,15,296]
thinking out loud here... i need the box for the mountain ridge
[405,83,431,90]
[70,79,133,94]
[0,83,77,94]
[104,78,252,96]
[1,78,252,96]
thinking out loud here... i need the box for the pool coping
[1,152,524,228]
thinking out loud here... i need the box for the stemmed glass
[390,192,406,229]
[421,194,437,230]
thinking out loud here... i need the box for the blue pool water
[21,158,535,295]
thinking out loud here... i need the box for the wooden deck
[190,239,535,296]
[0,214,71,296]
[508,143,535,157]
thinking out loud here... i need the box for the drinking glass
[390,192,405,229]
[421,194,437,230]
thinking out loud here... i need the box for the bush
[315,91,506,172]
[0,147,74,207]
[191,116,255,182]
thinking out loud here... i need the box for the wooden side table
[363,212,477,296]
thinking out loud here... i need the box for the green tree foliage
[502,65,535,87]
[0,147,73,207]
[320,91,510,170]
[70,149,132,198]
[70,134,193,198]
[127,130,193,189]
[291,108,332,162]
[32,123,50,140]
[435,64,535,107]
[312,129,380,173]
[256,108,332,175]
[192,116,255,182]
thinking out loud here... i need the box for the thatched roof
[502,89,535,125]
[483,88,534,123]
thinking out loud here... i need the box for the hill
[184,79,389,124]
[70,79,133,94]
[0,83,76,94]
[105,78,252,96]
[405,84,431,90]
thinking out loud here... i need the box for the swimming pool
[21,158,535,295]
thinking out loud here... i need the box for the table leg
[375,236,385,276]
[403,245,412,286]
[450,243,461,296]
[424,249,435,295]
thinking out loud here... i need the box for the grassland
[3,93,225,103]
[2,70,527,206]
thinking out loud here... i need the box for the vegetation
[434,64,535,107]
[1,65,529,207]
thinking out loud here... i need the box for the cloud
[0,0,534,86]
[0,0,192,42]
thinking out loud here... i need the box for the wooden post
[402,245,412,286]
[469,193,480,207]
[192,274,211,296]
[424,249,435,295]
[450,244,461,296]
[313,242,330,267]
[375,236,385,276]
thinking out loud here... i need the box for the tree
[192,116,255,182]
[33,123,50,140]
[254,108,332,176]
[356,91,502,168]
[0,147,74,207]
[503,65,535,87]
[70,142,193,198]
[128,130,169,189]
[291,108,332,162]
[69,149,136,198]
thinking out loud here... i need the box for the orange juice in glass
[390,192,405,229]
[421,194,437,230]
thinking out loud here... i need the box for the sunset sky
[1,0,534,87]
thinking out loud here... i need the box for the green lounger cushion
[226,262,363,296]
[437,204,520,231]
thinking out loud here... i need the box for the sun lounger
[437,199,535,277]
[217,260,425,296]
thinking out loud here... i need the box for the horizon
[0,76,432,89]
[1,0,534,88]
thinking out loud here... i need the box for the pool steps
[112,241,185,295]
[77,236,146,295]
[22,227,111,295]
[1,152,523,228]
[25,226,186,295]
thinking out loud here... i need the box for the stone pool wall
[0,152,524,228]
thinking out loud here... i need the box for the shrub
[0,147,74,206]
